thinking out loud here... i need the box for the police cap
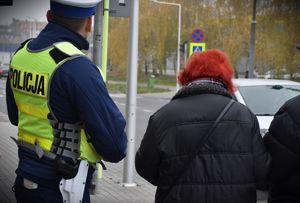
[50,0,102,18]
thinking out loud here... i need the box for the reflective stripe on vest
[10,41,102,163]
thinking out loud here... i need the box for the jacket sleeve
[263,105,300,183]
[135,115,160,186]
[6,72,18,126]
[51,58,127,163]
[251,113,271,185]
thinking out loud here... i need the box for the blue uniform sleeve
[6,73,18,126]
[50,57,127,163]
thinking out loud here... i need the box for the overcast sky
[0,0,49,25]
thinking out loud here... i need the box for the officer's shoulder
[52,56,98,84]
[49,47,92,65]
[51,57,102,92]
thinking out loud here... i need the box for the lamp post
[151,0,181,91]
[248,0,257,78]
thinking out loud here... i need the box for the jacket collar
[28,22,89,51]
[172,79,232,101]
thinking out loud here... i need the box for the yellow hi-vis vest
[10,41,102,163]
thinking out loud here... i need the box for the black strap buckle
[54,158,80,180]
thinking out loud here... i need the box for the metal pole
[101,0,110,82]
[151,0,181,91]
[93,2,103,73]
[91,2,104,195]
[248,0,257,78]
[183,42,187,65]
[176,4,181,91]
[122,0,139,187]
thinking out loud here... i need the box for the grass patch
[107,83,170,94]
[137,86,171,94]
[107,74,127,82]
[137,74,176,86]
[107,83,127,93]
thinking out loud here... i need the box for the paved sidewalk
[90,162,155,203]
[0,119,156,203]
[0,119,19,203]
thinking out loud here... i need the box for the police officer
[6,0,127,202]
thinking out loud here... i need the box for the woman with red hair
[135,49,270,203]
[178,49,235,92]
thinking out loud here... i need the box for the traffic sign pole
[176,4,181,91]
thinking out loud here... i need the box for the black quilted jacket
[135,82,270,203]
[263,95,300,203]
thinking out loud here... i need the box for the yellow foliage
[108,0,300,77]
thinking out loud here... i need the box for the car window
[238,85,300,116]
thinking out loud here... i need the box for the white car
[233,79,300,136]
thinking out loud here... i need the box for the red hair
[178,49,235,93]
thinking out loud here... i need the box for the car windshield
[238,85,300,116]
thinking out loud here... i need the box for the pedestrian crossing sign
[189,42,206,56]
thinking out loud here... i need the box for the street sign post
[180,41,188,64]
[189,42,206,56]
[109,0,130,17]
